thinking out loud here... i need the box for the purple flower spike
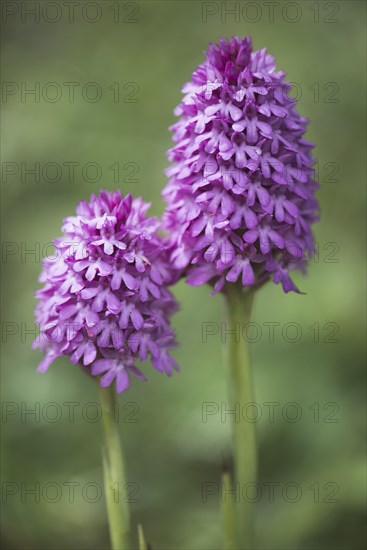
[163,37,319,293]
[34,190,179,393]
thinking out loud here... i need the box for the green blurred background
[1,1,366,548]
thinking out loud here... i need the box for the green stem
[223,283,257,550]
[99,385,131,550]
[221,469,237,550]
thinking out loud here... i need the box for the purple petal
[243,229,258,244]
[116,369,130,393]
[100,370,116,388]
[242,261,255,285]
[131,309,144,330]
[122,271,137,290]
[81,287,99,299]
[106,292,121,314]
[83,342,96,365]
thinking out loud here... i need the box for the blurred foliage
[1,1,366,549]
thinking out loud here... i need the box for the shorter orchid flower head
[34,190,179,393]
[162,36,319,294]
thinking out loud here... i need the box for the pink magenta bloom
[162,37,319,293]
[34,191,179,393]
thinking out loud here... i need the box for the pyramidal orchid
[162,36,319,549]
[163,36,318,294]
[34,190,179,394]
[33,190,179,550]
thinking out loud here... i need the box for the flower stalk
[99,385,131,550]
[223,283,256,550]
[221,467,237,550]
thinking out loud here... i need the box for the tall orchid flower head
[33,191,179,394]
[163,36,319,293]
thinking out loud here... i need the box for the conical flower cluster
[34,191,178,393]
[163,36,319,293]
